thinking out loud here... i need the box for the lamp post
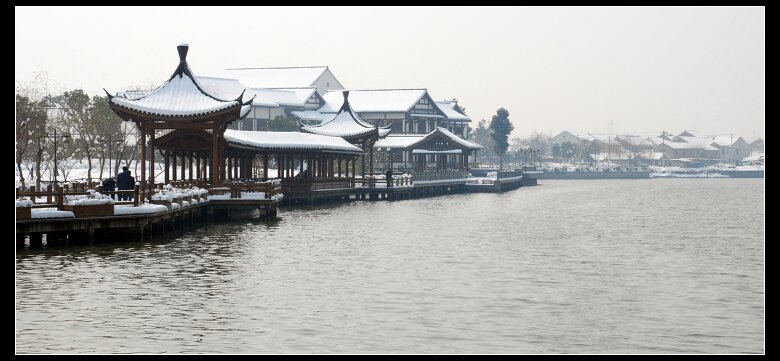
[107,132,124,179]
[43,127,71,190]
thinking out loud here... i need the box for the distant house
[549,131,609,157]
[223,66,344,94]
[549,131,582,150]
[195,76,326,131]
[318,88,452,135]
[710,136,752,163]
[655,137,719,161]
[750,138,764,153]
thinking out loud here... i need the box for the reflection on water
[16,179,764,353]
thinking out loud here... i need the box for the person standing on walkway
[385,168,394,188]
[117,166,131,200]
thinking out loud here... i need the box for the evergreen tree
[489,108,514,170]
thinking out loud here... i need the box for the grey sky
[15,6,765,140]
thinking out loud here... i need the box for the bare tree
[15,95,48,189]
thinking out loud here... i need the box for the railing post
[57,186,64,210]
[47,185,53,204]
[133,184,140,207]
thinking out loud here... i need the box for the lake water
[15,179,765,354]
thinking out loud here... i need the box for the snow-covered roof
[109,45,250,118]
[374,134,426,149]
[224,66,329,88]
[195,76,278,107]
[301,91,391,139]
[412,149,462,154]
[290,110,334,123]
[224,129,363,155]
[435,101,470,121]
[581,133,611,143]
[273,88,318,103]
[252,88,317,107]
[373,127,482,151]
[433,127,484,150]
[319,89,428,113]
[615,134,656,147]
[638,150,666,160]
[658,140,718,150]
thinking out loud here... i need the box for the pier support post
[88,223,95,246]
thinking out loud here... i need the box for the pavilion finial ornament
[339,90,351,113]
[177,43,189,63]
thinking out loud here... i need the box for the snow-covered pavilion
[301,91,391,176]
[106,45,367,195]
[107,44,252,191]
[374,127,483,171]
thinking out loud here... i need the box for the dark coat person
[385,169,394,187]
[117,166,133,200]
[127,171,135,201]
[101,177,116,193]
[117,166,132,190]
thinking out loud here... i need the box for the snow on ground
[31,209,75,219]
[16,200,33,207]
[114,204,168,215]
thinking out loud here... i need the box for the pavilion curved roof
[300,91,391,140]
[225,130,364,155]
[107,44,253,119]
[374,127,483,151]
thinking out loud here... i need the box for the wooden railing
[362,176,413,188]
[221,180,282,199]
[410,171,467,182]
[281,177,355,192]
[16,184,141,210]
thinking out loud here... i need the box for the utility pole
[729,133,734,164]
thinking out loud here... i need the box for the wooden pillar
[352,158,356,180]
[188,152,193,181]
[361,153,365,178]
[140,124,146,195]
[149,129,155,189]
[244,155,249,178]
[172,152,177,181]
[227,155,232,180]
[263,154,269,180]
[211,128,219,185]
[279,154,284,179]
[195,154,201,182]
[369,144,374,176]
[164,149,170,184]
[338,157,342,177]
[241,155,245,178]
[179,152,184,180]
[219,133,226,182]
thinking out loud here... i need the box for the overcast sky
[15,6,764,140]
